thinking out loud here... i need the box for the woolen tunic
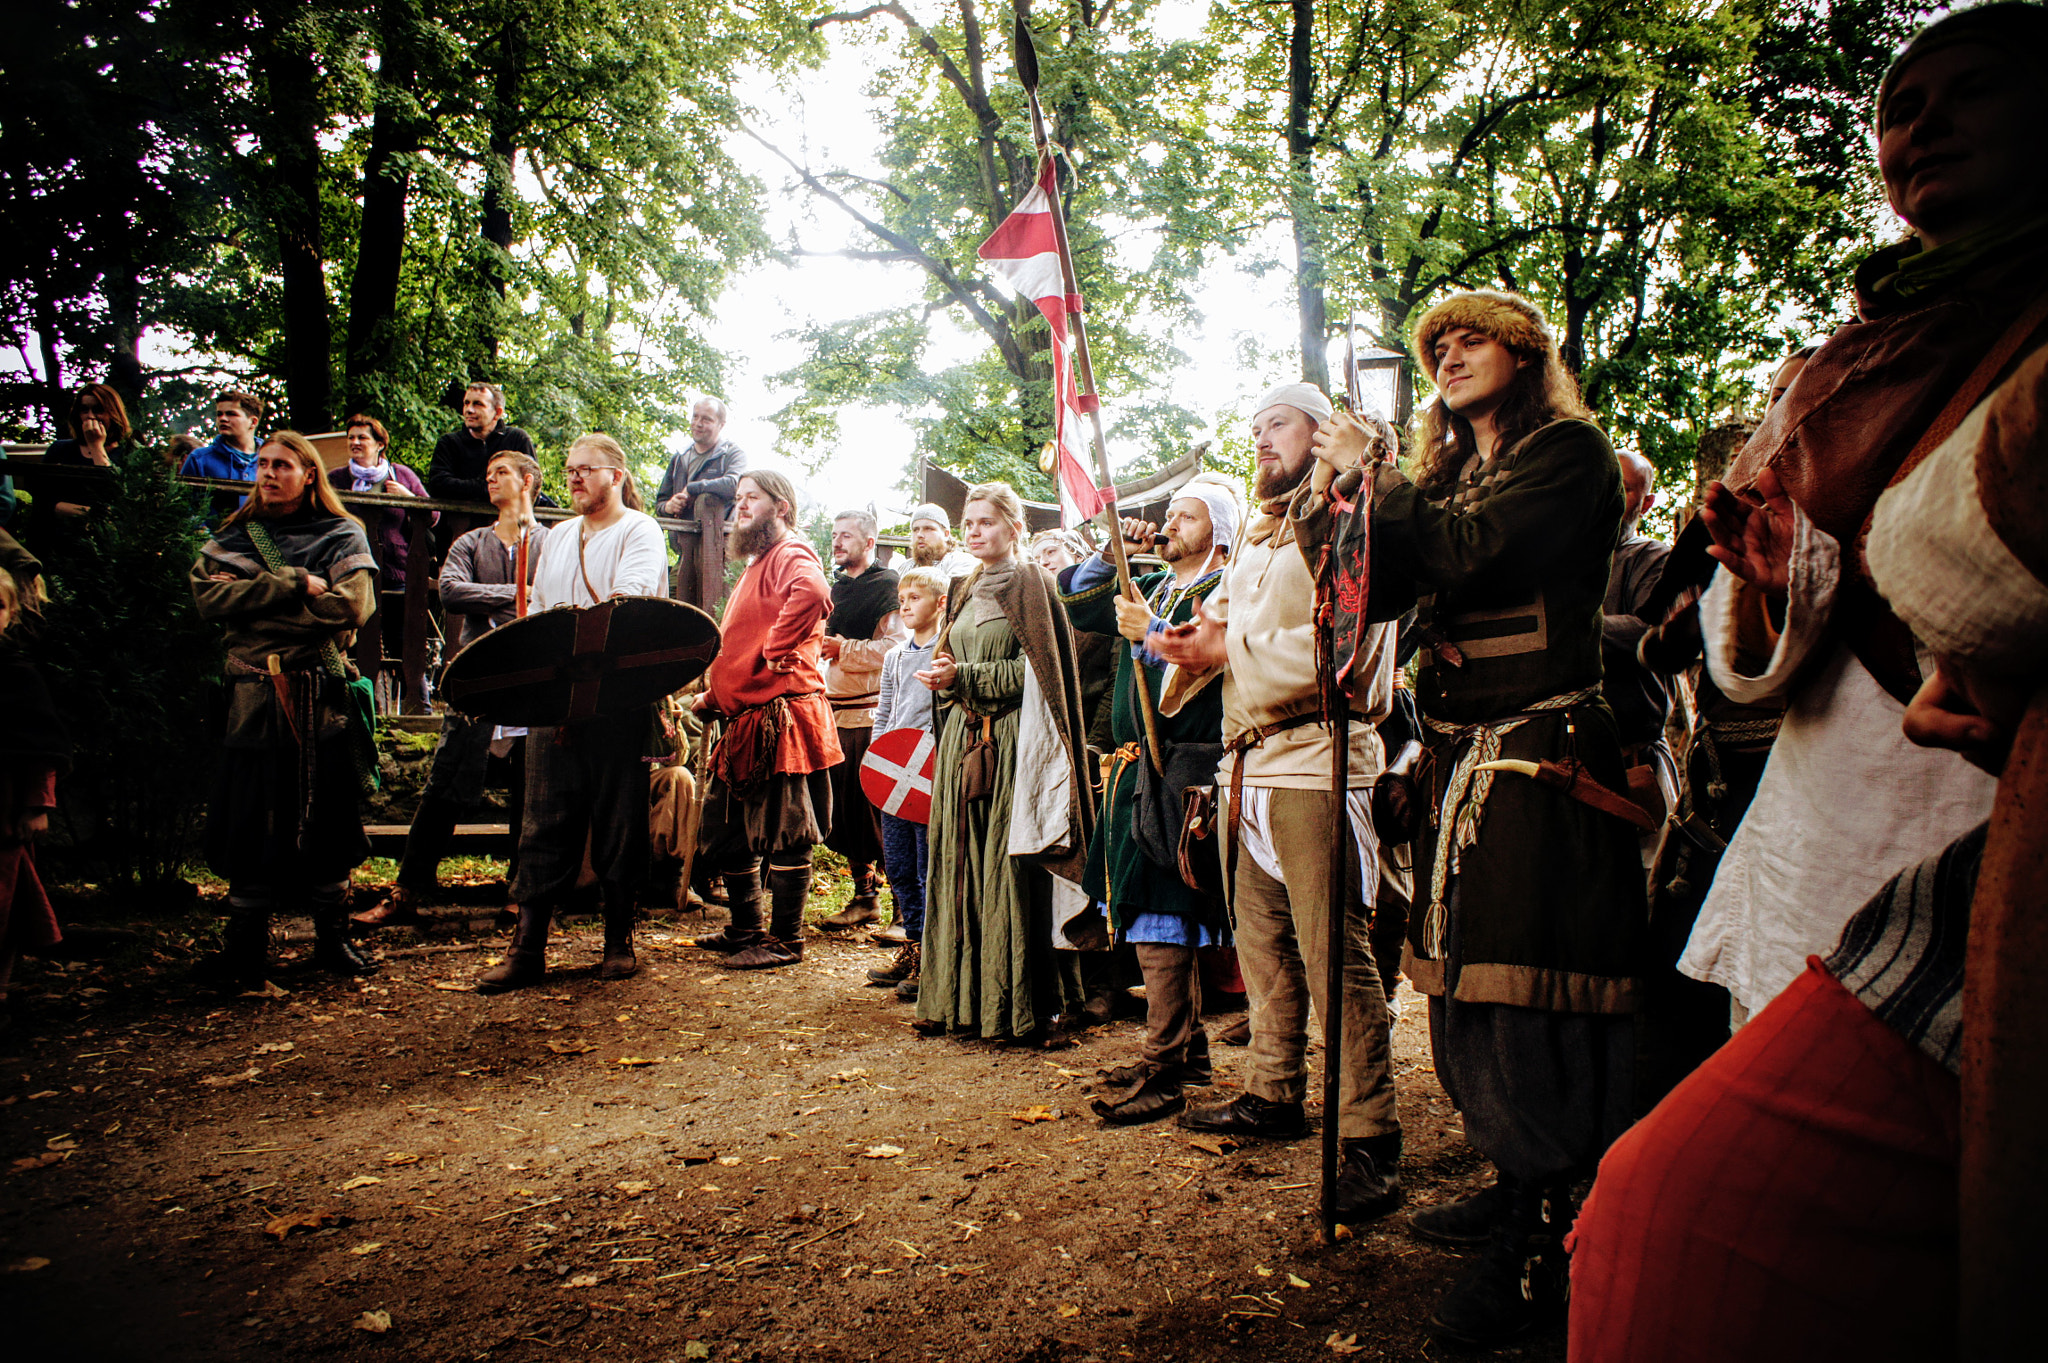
[916,593,1086,1038]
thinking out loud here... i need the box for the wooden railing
[0,458,731,715]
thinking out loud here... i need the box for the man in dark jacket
[654,397,745,586]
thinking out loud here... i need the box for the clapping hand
[1153,600,1226,670]
[916,651,958,691]
[1700,467,1794,592]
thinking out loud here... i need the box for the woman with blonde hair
[913,481,1097,1043]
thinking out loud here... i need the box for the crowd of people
[1,7,2043,1355]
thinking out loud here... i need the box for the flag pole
[1014,17,1166,774]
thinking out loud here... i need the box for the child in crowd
[864,566,947,1001]
[0,566,69,1015]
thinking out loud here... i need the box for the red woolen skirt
[1568,959,1959,1363]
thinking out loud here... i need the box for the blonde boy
[864,567,948,992]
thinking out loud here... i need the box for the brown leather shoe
[819,895,881,931]
[719,937,803,970]
[692,926,764,954]
[351,889,426,930]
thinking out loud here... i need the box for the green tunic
[917,595,1086,1037]
[1061,563,1228,935]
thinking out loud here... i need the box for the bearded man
[816,509,907,933]
[1062,476,1240,1124]
[1154,384,1405,1224]
[190,431,381,987]
[478,434,666,994]
[690,471,842,970]
[907,503,980,580]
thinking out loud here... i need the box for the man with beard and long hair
[814,508,906,935]
[1313,291,1647,1346]
[1061,476,1240,1123]
[478,434,666,993]
[690,471,841,970]
[1153,386,1406,1226]
[189,431,381,988]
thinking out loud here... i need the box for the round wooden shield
[440,597,720,728]
[859,726,935,825]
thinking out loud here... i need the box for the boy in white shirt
[863,567,947,999]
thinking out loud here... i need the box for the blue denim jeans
[880,812,927,940]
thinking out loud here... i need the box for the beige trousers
[1227,786,1400,1139]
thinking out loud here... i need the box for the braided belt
[1419,687,1599,959]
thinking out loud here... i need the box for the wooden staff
[1013,16,1166,775]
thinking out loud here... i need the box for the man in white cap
[1153,383,1405,1223]
[906,503,979,582]
[1060,474,1240,1124]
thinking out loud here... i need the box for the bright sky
[700,0,1301,522]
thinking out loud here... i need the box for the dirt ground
[0,870,1568,1363]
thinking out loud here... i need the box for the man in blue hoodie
[178,390,264,525]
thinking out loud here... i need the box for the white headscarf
[1173,475,1242,552]
[1253,382,1333,424]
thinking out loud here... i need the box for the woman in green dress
[913,482,1098,1043]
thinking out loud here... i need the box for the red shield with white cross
[860,726,935,825]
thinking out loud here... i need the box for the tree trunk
[253,3,333,431]
[478,28,523,368]
[346,0,423,412]
[1286,0,1329,392]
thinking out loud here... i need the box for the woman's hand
[80,414,109,463]
[916,652,958,691]
[1153,600,1227,670]
[1700,467,1794,592]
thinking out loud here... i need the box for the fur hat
[1410,289,1556,382]
[1868,345,2048,678]
[909,502,952,532]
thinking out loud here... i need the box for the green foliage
[33,458,223,889]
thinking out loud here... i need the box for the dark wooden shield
[439,597,721,728]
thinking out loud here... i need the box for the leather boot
[1091,1065,1188,1126]
[1426,1177,1573,1347]
[191,910,272,991]
[478,903,551,994]
[1333,1131,1404,1224]
[598,886,637,980]
[720,862,809,969]
[313,911,379,977]
[820,862,881,930]
[868,941,920,986]
[1177,1091,1308,1140]
[1410,1169,1518,1248]
[694,866,766,953]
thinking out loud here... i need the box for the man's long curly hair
[1408,290,1592,499]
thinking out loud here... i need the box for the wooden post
[1960,687,2048,1357]
[692,492,729,617]
[401,505,433,713]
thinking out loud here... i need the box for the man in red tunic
[690,470,842,969]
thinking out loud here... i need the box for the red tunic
[706,535,842,777]
[1567,959,1958,1363]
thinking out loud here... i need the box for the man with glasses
[479,434,666,993]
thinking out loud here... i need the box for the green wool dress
[917,593,1086,1038]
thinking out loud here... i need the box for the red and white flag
[977,154,1110,526]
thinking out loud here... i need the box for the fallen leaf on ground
[562,1273,602,1289]
[355,1309,392,1333]
[613,1181,652,1194]
[715,1156,741,1166]
[1057,1304,1082,1318]
[1288,1273,1311,1289]
[1188,1136,1238,1157]
[10,1152,70,1173]
[829,1068,867,1082]
[25,1091,59,1101]
[1332,1223,1355,1242]
[544,1040,595,1055]
[253,1041,294,1054]
[682,1343,711,1361]
[1008,1105,1058,1124]
[861,1145,904,1159]
[3,1256,51,1273]
[350,1241,383,1256]
[1326,1333,1364,1354]
[199,1068,262,1088]
[45,1137,78,1151]
[382,1152,420,1166]
[339,1175,382,1192]
[1255,1265,1274,1277]
[615,1056,655,1067]
[430,981,471,992]
[264,1208,346,1241]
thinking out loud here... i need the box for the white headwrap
[1253,382,1334,424]
[1172,474,1243,552]
[909,502,951,532]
